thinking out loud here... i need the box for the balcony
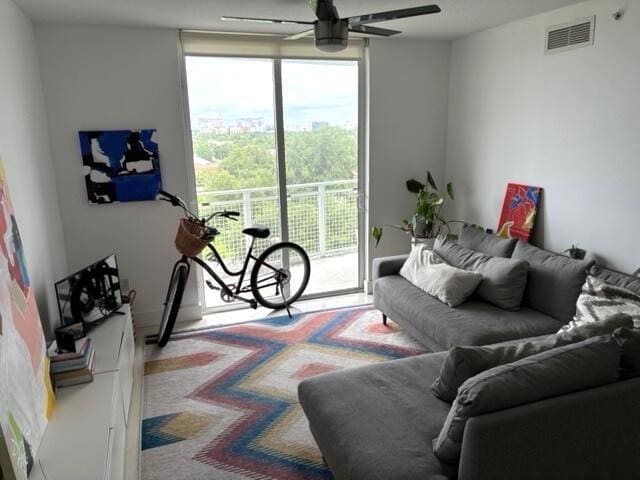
[197,179,359,308]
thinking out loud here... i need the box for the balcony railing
[197,179,358,266]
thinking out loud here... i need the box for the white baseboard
[134,303,202,328]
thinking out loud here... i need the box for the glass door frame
[179,53,368,314]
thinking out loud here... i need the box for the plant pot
[412,236,436,250]
[411,215,428,238]
[568,248,586,260]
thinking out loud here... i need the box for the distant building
[233,117,264,133]
[198,116,225,134]
[193,155,218,173]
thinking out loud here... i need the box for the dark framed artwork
[78,129,162,203]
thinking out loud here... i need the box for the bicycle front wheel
[250,242,310,310]
[157,262,189,347]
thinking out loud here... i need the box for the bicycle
[156,190,311,347]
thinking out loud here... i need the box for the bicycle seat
[242,225,270,239]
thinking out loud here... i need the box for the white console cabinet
[29,305,135,480]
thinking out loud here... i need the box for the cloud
[186,56,358,127]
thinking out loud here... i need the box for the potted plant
[565,244,586,260]
[371,171,455,247]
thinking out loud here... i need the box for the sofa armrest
[372,255,409,281]
[458,378,640,480]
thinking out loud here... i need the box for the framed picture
[497,183,541,242]
[78,129,162,204]
[0,158,53,480]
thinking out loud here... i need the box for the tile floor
[123,292,373,479]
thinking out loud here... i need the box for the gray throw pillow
[612,327,640,379]
[512,240,594,323]
[432,336,621,464]
[434,237,529,311]
[458,226,517,258]
[430,313,632,402]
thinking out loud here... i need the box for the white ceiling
[16,0,583,40]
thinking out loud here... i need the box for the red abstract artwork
[497,183,541,242]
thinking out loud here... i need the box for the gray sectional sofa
[372,228,593,351]
[298,228,640,480]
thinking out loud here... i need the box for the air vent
[545,16,595,54]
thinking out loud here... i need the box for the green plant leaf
[446,182,455,200]
[406,178,424,194]
[372,226,383,247]
[426,171,438,191]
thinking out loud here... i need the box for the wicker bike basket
[175,218,210,257]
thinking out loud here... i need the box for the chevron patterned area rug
[141,305,427,480]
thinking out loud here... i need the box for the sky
[185,56,359,129]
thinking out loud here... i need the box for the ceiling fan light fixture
[314,20,348,52]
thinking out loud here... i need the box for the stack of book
[49,338,96,388]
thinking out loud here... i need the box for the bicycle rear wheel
[250,242,310,310]
[157,262,189,347]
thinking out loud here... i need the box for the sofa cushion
[399,247,482,307]
[458,226,517,258]
[434,237,529,311]
[612,327,640,379]
[374,275,561,351]
[512,241,594,323]
[590,265,640,296]
[562,275,640,331]
[298,352,454,480]
[431,313,632,402]
[432,336,621,464]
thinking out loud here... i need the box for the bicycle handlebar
[158,189,180,205]
[158,190,240,223]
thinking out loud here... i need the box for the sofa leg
[382,313,387,325]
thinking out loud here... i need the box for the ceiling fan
[221,0,441,53]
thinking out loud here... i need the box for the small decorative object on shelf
[564,244,586,260]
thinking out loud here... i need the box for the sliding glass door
[184,55,362,311]
[281,59,360,296]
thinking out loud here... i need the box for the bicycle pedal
[206,280,219,290]
[250,300,257,309]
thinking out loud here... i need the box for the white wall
[445,0,640,270]
[0,0,68,337]
[36,25,199,327]
[367,38,450,283]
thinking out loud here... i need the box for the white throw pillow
[399,246,483,307]
[559,275,640,332]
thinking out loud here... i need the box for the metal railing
[197,179,359,266]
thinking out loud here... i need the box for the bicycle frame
[178,235,283,308]
[158,190,288,308]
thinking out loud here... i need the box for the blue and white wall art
[79,129,162,203]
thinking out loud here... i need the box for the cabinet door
[118,316,135,425]
[108,381,126,480]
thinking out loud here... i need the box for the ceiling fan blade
[284,28,316,41]
[349,25,401,37]
[347,4,441,26]
[221,16,314,26]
